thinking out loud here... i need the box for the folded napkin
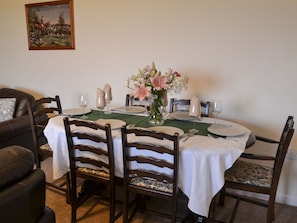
[96,88,106,108]
[189,96,201,118]
[103,83,112,102]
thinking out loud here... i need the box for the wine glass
[96,95,106,118]
[79,93,88,119]
[212,99,222,124]
[189,96,202,121]
[161,91,168,118]
[104,94,112,114]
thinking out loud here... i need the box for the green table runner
[75,110,211,136]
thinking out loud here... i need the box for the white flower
[126,62,188,100]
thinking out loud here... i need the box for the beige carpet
[43,158,297,223]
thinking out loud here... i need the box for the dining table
[44,107,253,218]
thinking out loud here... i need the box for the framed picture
[25,0,75,50]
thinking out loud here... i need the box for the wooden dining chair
[63,117,122,223]
[169,98,211,117]
[218,116,294,223]
[125,94,148,107]
[28,95,68,193]
[121,125,182,223]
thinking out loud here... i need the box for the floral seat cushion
[225,160,273,188]
[40,143,52,152]
[130,177,173,193]
[77,167,110,178]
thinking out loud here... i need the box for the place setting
[206,99,246,138]
[111,106,147,115]
[170,96,204,122]
[62,93,91,118]
[95,119,126,130]
[207,124,246,138]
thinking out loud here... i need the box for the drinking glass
[96,96,105,118]
[104,94,112,114]
[212,99,222,124]
[79,93,88,119]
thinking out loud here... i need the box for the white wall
[1,0,297,206]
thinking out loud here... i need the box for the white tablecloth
[44,115,250,217]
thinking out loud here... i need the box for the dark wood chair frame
[125,94,148,107]
[169,98,211,117]
[121,125,183,223]
[64,117,122,223]
[218,116,294,223]
[28,96,68,193]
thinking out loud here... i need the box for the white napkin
[103,83,112,102]
[96,88,106,108]
[189,96,201,118]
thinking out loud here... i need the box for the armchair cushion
[0,98,16,122]
[0,145,34,190]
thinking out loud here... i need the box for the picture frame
[25,0,75,50]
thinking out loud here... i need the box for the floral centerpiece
[126,62,188,125]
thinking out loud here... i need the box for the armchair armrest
[255,135,279,144]
[241,134,279,160]
[240,152,276,161]
[0,115,31,140]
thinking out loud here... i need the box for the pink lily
[134,82,150,101]
[151,74,169,91]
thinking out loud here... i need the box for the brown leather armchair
[0,88,35,149]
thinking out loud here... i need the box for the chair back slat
[125,94,148,107]
[169,98,210,117]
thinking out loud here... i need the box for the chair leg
[136,194,146,212]
[71,207,76,223]
[109,186,116,223]
[229,198,240,223]
[66,173,71,204]
[218,187,226,206]
[123,189,129,223]
[208,196,217,222]
[182,210,198,223]
[171,199,177,223]
[266,198,275,223]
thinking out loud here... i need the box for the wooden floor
[44,158,297,223]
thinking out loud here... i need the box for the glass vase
[148,92,165,126]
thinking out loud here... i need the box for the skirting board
[227,190,297,207]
